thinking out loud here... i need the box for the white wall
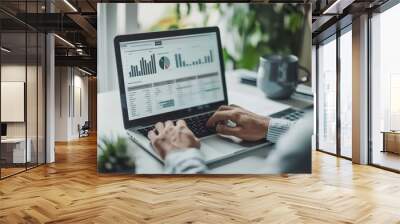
[1,65,26,132]
[1,82,25,122]
[72,74,89,138]
[1,65,40,138]
[55,67,68,141]
[54,67,89,141]
[1,63,46,164]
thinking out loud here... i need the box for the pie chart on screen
[159,56,171,70]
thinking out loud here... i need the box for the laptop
[114,27,275,165]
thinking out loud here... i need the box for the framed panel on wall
[1,82,25,122]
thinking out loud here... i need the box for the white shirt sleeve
[266,118,294,143]
[164,148,207,174]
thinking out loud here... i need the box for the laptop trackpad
[200,135,246,161]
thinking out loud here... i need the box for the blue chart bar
[128,54,157,77]
[174,50,214,68]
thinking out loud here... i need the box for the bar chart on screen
[174,50,214,68]
[128,54,157,77]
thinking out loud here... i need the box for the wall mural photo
[97,3,313,174]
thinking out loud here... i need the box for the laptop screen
[119,32,225,121]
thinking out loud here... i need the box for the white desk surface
[98,70,312,174]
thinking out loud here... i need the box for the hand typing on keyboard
[206,105,270,141]
[147,120,200,159]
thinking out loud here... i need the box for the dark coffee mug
[257,55,309,99]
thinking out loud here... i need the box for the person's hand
[206,105,270,141]
[148,120,200,159]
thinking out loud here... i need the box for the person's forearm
[164,148,208,174]
[266,118,294,143]
[163,118,293,173]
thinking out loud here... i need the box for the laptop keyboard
[137,112,216,138]
[269,108,305,121]
[137,108,305,139]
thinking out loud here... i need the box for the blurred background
[138,3,309,72]
[97,3,311,93]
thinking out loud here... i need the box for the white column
[46,33,55,163]
[352,14,369,164]
[54,67,72,141]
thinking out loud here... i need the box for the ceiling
[311,0,389,43]
[0,0,393,74]
[0,0,98,73]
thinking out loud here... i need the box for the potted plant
[98,136,136,173]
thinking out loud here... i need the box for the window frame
[0,1,48,180]
[314,19,353,160]
[367,0,400,173]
